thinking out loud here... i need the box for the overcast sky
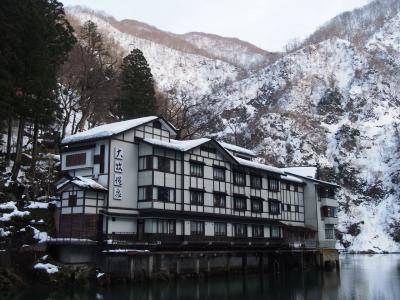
[61,0,371,51]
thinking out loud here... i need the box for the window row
[138,186,282,214]
[139,158,282,191]
[281,203,301,213]
[189,221,282,238]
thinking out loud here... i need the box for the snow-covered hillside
[68,8,240,99]
[180,32,276,70]
[67,1,400,253]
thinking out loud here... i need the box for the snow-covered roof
[57,176,107,191]
[281,167,340,188]
[281,166,317,178]
[62,116,159,144]
[234,157,284,175]
[218,141,256,157]
[144,138,282,175]
[280,174,304,184]
[143,138,211,152]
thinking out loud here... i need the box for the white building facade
[56,116,339,250]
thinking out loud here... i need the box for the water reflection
[5,254,400,300]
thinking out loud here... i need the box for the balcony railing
[105,232,285,246]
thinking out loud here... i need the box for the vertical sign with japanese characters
[113,147,124,200]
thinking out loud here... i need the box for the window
[233,171,246,186]
[213,193,226,208]
[66,153,86,167]
[68,194,77,207]
[252,225,264,238]
[269,200,280,214]
[213,167,226,181]
[157,187,173,202]
[190,162,203,177]
[94,145,106,173]
[138,186,153,201]
[268,178,279,192]
[153,120,162,129]
[271,226,281,238]
[250,175,262,189]
[139,156,153,170]
[234,196,247,211]
[286,204,291,212]
[251,198,263,213]
[190,190,204,205]
[215,222,227,236]
[157,156,173,173]
[156,219,175,234]
[295,205,300,213]
[325,224,335,239]
[191,221,204,235]
[319,187,335,198]
[234,224,247,238]
[294,185,298,192]
[286,183,291,190]
[321,206,338,218]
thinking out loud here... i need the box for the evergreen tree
[0,0,75,184]
[116,49,156,119]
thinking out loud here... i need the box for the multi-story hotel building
[56,116,339,250]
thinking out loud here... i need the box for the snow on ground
[34,263,59,274]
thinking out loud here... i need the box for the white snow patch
[144,138,210,152]
[218,141,256,156]
[26,202,49,209]
[34,263,59,274]
[235,157,284,175]
[0,202,30,221]
[281,167,317,178]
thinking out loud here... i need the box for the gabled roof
[234,157,285,175]
[143,138,211,152]
[218,141,256,157]
[281,169,340,188]
[61,116,177,145]
[56,176,107,191]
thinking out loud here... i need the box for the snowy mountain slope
[67,6,276,72]
[66,2,400,252]
[67,8,240,99]
[207,7,400,252]
[180,32,277,70]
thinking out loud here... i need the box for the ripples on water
[5,254,400,300]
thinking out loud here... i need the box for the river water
[5,254,400,300]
